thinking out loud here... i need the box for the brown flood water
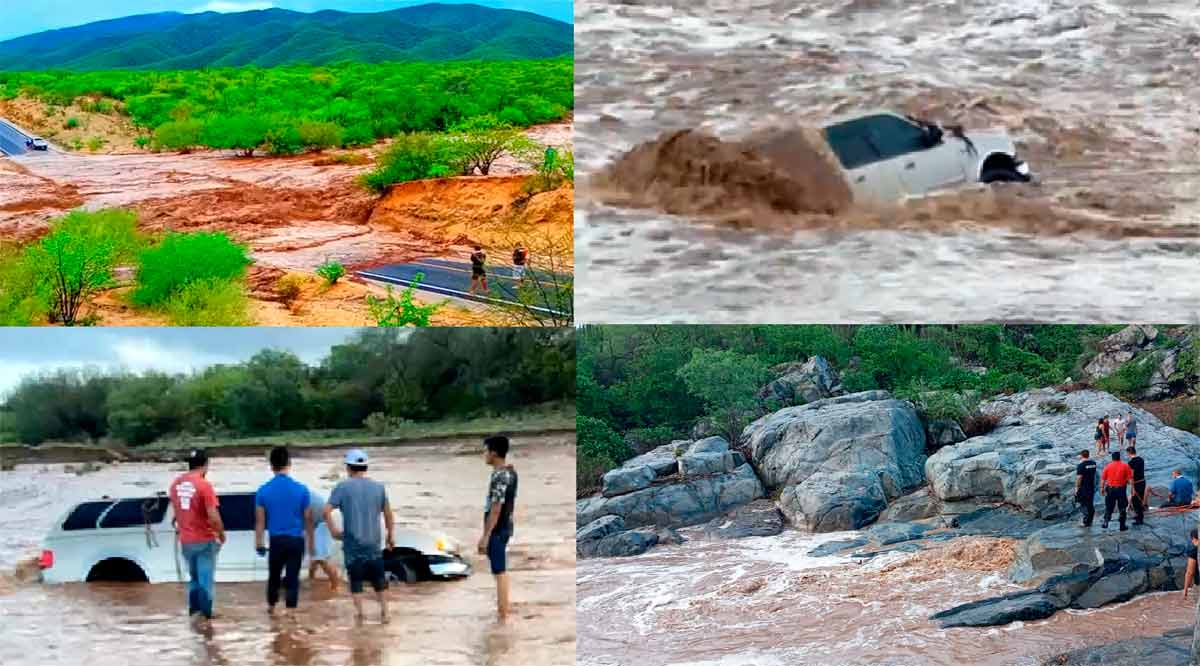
[576,529,1192,666]
[0,434,576,666]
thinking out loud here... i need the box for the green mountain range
[0,3,572,70]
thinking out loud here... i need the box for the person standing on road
[1126,411,1138,447]
[512,243,529,286]
[478,435,518,622]
[1113,414,1127,448]
[254,446,315,617]
[1094,417,1108,455]
[168,449,226,622]
[469,246,488,296]
[1101,451,1133,531]
[324,449,395,623]
[307,490,339,592]
[1126,446,1148,525]
[1075,450,1098,527]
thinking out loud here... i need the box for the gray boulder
[581,528,660,558]
[576,463,765,530]
[866,521,934,546]
[878,487,939,522]
[759,356,840,406]
[688,436,730,454]
[702,499,785,539]
[928,418,967,448]
[576,515,625,543]
[601,465,656,497]
[619,444,680,478]
[691,417,721,440]
[925,389,1200,519]
[1045,627,1192,666]
[1083,325,1158,379]
[931,590,1061,628]
[807,537,870,557]
[679,451,736,478]
[741,391,927,532]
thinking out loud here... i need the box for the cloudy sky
[0,0,573,41]
[0,328,364,397]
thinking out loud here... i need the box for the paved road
[0,118,32,156]
[357,259,571,317]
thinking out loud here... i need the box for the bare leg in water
[496,572,510,622]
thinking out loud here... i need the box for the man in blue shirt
[1167,469,1195,507]
[255,446,315,616]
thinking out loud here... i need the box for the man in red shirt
[1100,451,1133,531]
[169,449,226,620]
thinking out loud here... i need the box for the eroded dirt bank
[575,0,1200,322]
[0,121,573,325]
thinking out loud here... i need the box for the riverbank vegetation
[0,59,572,155]
[0,328,576,447]
[578,325,1197,489]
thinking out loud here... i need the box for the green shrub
[152,120,203,152]
[265,123,304,156]
[26,209,141,325]
[316,260,346,285]
[360,133,469,193]
[135,135,151,149]
[64,117,79,129]
[132,232,251,307]
[366,272,443,326]
[86,136,106,152]
[1175,401,1200,435]
[0,246,48,325]
[298,121,343,152]
[578,414,631,474]
[363,412,414,436]
[202,114,269,156]
[1097,355,1157,400]
[163,278,250,326]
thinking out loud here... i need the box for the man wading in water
[254,446,315,618]
[479,435,518,622]
[325,449,395,623]
[169,449,226,623]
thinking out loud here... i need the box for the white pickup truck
[819,110,1031,205]
[37,492,471,584]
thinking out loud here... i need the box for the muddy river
[0,434,576,666]
[575,0,1200,323]
[576,529,1193,666]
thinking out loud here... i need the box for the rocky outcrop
[1083,325,1196,400]
[576,436,766,557]
[933,509,1197,627]
[758,356,841,406]
[927,418,967,449]
[740,391,926,531]
[878,487,940,522]
[1083,325,1159,379]
[925,389,1200,520]
[1044,627,1192,666]
[702,499,785,539]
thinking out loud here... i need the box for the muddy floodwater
[576,529,1192,666]
[575,0,1200,322]
[0,434,576,666]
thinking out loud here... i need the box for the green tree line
[0,59,572,155]
[2,328,575,446]
[576,324,1181,489]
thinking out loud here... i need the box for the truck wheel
[399,563,417,584]
[981,168,1023,183]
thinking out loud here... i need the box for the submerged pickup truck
[819,110,1032,205]
[38,492,471,584]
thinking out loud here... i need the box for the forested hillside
[0,5,572,70]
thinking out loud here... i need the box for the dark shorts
[472,267,486,278]
[346,556,388,594]
[487,527,512,575]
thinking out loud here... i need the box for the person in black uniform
[1075,449,1098,527]
[1126,446,1147,525]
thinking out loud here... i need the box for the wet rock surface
[926,389,1200,519]
[702,499,785,540]
[758,356,842,406]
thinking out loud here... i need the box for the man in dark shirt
[478,435,518,622]
[1126,446,1147,525]
[469,245,488,296]
[1075,450,1098,527]
[1167,469,1195,507]
[1184,529,1200,601]
[1101,451,1133,531]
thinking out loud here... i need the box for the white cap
[344,449,369,465]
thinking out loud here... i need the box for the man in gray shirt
[324,449,395,622]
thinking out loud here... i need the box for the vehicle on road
[819,110,1032,205]
[24,137,48,151]
[38,492,471,584]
